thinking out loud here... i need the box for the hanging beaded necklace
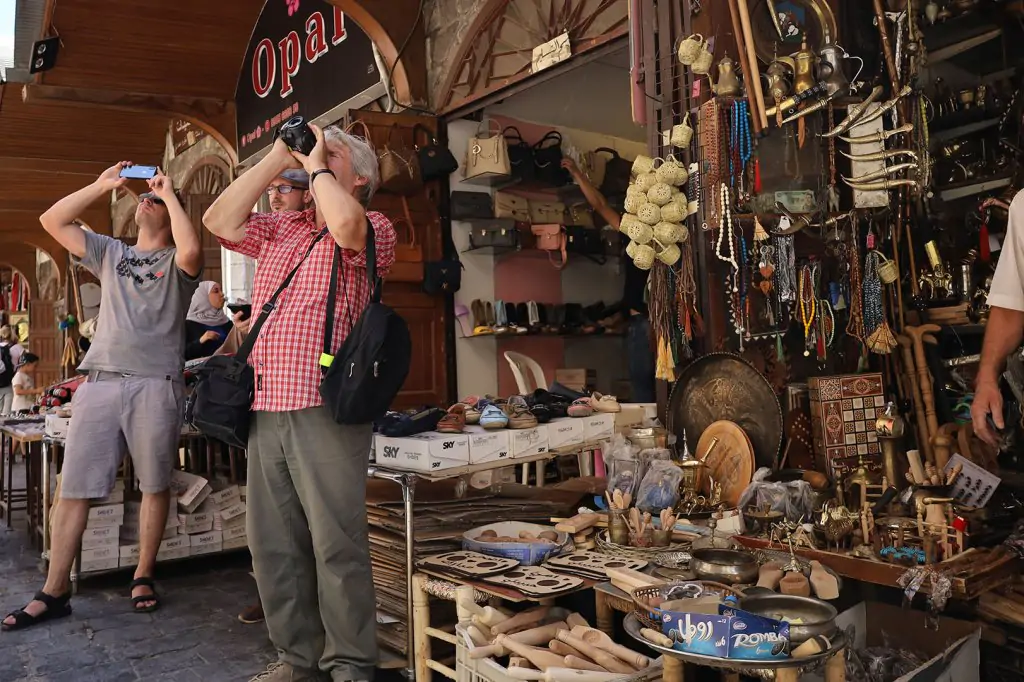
[798,261,818,357]
[732,100,752,190]
[714,185,739,292]
[776,235,796,303]
[862,251,885,336]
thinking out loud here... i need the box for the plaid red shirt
[218,209,397,412]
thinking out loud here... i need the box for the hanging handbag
[504,126,535,183]
[494,191,530,222]
[320,220,412,425]
[450,191,494,220]
[469,219,520,249]
[423,259,463,295]
[530,224,567,269]
[187,229,329,447]
[464,119,511,182]
[346,120,422,196]
[414,124,459,181]
[529,200,566,225]
[533,131,570,186]
[594,147,633,196]
[392,198,423,263]
[565,225,606,263]
[564,202,595,228]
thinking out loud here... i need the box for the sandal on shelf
[130,577,161,613]
[470,300,493,336]
[1,591,72,632]
[567,398,594,418]
[493,301,510,335]
[590,392,622,413]
[437,404,467,434]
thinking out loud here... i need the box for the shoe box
[374,432,471,472]
[510,425,549,459]
[546,418,585,449]
[581,413,615,442]
[463,425,512,465]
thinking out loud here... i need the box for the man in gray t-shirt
[1,163,202,633]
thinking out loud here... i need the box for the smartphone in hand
[227,303,252,321]
[119,165,159,180]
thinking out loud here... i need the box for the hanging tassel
[867,322,898,354]
[754,158,762,194]
[656,337,676,382]
[753,215,770,242]
[798,117,806,149]
[776,333,784,362]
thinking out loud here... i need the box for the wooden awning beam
[0,157,111,176]
[22,83,230,120]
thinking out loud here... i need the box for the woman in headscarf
[184,282,233,360]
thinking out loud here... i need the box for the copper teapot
[764,58,794,103]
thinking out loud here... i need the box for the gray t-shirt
[78,231,200,376]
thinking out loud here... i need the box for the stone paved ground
[0,467,277,681]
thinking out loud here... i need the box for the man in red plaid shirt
[204,125,396,682]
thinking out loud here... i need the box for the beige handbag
[494,191,530,222]
[464,119,511,182]
[529,200,566,225]
[565,203,595,228]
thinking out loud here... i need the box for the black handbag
[469,219,519,249]
[415,124,459,181]
[565,225,606,264]
[187,229,328,447]
[504,126,535,183]
[451,191,493,220]
[423,259,464,294]
[320,223,412,425]
[533,131,569,186]
[595,147,632,196]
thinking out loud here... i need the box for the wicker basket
[631,581,743,631]
[595,529,692,561]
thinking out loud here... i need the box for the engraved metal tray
[667,353,783,470]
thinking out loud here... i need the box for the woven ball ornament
[632,244,656,270]
[637,202,662,226]
[624,192,645,214]
[657,243,681,266]
[634,172,658,193]
[626,240,638,258]
[647,182,673,206]
[620,213,643,234]
[654,221,684,244]
[659,202,685,223]
[625,221,654,244]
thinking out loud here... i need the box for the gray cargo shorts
[61,371,185,498]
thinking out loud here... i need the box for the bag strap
[320,216,380,368]
[594,147,621,159]
[534,131,562,149]
[549,230,567,270]
[475,118,502,138]
[503,126,526,143]
[234,226,329,364]
[412,123,436,146]
[346,119,373,143]
[396,196,418,249]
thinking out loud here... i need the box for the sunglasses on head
[139,193,165,205]
[266,185,304,195]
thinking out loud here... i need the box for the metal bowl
[690,548,759,585]
[738,594,837,644]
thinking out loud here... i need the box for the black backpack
[319,220,411,424]
[0,345,14,388]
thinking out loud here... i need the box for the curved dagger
[821,86,884,138]
[843,162,918,184]
[849,85,913,128]
[771,203,813,236]
[841,148,918,162]
[780,90,843,125]
[843,178,920,191]
[840,123,914,145]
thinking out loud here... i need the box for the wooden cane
[906,325,942,452]
[897,334,931,463]
[872,0,900,94]
[727,0,763,136]
[736,0,769,130]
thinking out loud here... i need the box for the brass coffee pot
[712,56,742,97]
[764,58,794,103]
[791,38,817,94]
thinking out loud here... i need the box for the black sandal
[130,577,161,614]
[1,591,72,632]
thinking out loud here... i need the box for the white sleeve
[11,373,27,390]
[989,191,1024,312]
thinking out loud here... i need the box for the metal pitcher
[791,39,818,95]
[712,55,742,97]
[764,57,794,103]
[817,39,864,96]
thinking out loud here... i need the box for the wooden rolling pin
[491,607,551,635]
[906,449,927,485]
[605,567,663,594]
[563,657,608,673]
[467,625,490,647]
[494,635,567,671]
[460,599,510,626]
[470,623,569,659]
[571,626,651,669]
[640,628,673,648]
[566,613,590,629]
[556,631,637,674]
[506,667,624,682]
[509,657,533,669]
[549,640,586,659]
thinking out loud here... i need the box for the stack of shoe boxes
[210,484,247,551]
[81,480,125,573]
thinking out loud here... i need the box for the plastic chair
[503,351,548,395]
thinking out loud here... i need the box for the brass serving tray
[667,353,783,470]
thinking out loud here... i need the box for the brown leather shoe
[436,404,467,433]
[238,602,265,624]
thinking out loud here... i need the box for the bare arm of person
[203,139,300,242]
[148,171,203,277]
[295,124,368,251]
[972,306,1024,445]
[39,161,130,258]
[561,158,621,230]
